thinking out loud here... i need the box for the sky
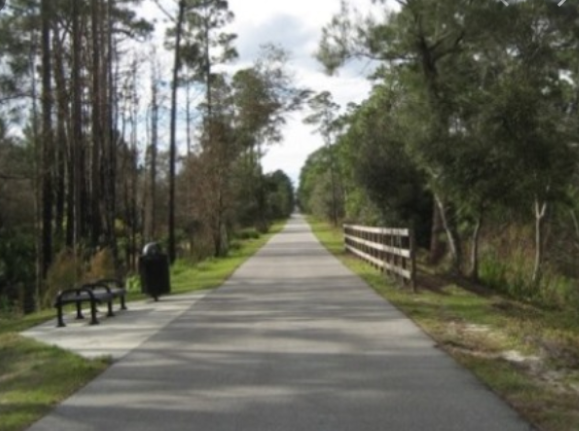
[226,0,380,185]
[140,0,391,185]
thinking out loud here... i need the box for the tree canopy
[0,0,298,313]
[300,0,579,302]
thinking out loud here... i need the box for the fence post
[396,233,403,286]
[410,229,417,293]
[380,228,386,275]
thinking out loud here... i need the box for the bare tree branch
[152,0,177,23]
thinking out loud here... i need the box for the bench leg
[89,300,100,325]
[106,300,114,317]
[75,301,85,320]
[120,296,127,310]
[56,305,66,328]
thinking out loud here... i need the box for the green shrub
[539,272,579,309]
[479,255,508,292]
[480,251,532,300]
[125,274,141,293]
[171,259,190,276]
[235,228,260,240]
[229,240,242,252]
[0,227,36,313]
[481,251,579,309]
[195,260,213,272]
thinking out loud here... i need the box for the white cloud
[225,0,383,183]
[228,0,347,30]
[139,0,390,184]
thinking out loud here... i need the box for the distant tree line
[299,0,579,308]
[0,0,297,313]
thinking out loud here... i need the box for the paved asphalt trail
[27,215,532,431]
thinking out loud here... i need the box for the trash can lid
[143,242,162,255]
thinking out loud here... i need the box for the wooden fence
[343,224,416,290]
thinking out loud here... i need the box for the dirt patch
[417,269,494,297]
[442,321,579,398]
[415,270,579,400]
[416,272,450,294]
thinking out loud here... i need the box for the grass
[0,220,285,431]
[0,334,109,431]
[308,217,579,431]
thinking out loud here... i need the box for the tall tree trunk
[130,58,139,271]
[532,198,548,287]
[105,0,118,266]
[186,78,194,252]
[570,210,579,253]
[414,19,464,273]
[71,0,84,247]
[65,144,75,247]
[60,44,74,248]
[470,212,483,282]
[40,0,53,285]
[168,0,186,264]
[29,15,41,313]
[54,131,65,244]
[91,0,103,247]
[146,58,159,241]
[52,26,67,245]
[327,141,339,227]
[203,7,213,122]
[429,201,445,264]
[434,194,463,274]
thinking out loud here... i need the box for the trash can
[139,242,171,301]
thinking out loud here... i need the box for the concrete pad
[22,291,209,360]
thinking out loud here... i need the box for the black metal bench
[93,278,128,311]
[53,284,115,327]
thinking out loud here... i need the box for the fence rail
[343,224,416,289]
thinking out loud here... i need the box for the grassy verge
[0,335,109,431]
[309,218,579,431]
[0,221,285,431]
